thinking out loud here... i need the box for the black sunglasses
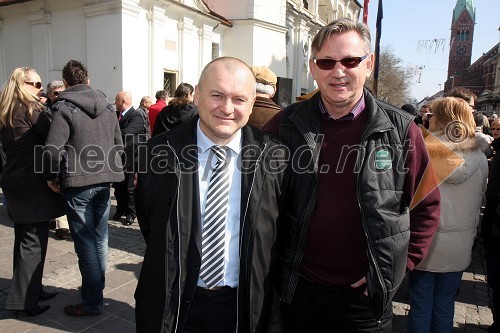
[25,81,42,89]
[313,55,369,70]
[52,91,60,97]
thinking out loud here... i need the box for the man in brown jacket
[248,66,281,129]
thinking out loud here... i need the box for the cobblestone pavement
[0,191,145,332]
[0,190,494,332]
[392,239,494,332]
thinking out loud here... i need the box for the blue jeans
[407,269,463,333]
[63,183,111,314]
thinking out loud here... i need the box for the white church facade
[0,0,361,106]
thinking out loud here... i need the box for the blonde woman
[490,119,500,140]
[407,97,489,332]
[0,67,65,316]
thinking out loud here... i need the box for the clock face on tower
[457,44,467,55]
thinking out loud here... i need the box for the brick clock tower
[444,0,475,92]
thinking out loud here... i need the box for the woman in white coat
[407,97,489,333]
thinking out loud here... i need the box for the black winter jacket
[152,103,198,137]
[134,116,287,332]
[482,139,500,255]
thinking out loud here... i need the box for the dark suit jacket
[118,107,147,172]
[134,116,287,332]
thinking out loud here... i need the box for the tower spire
[452,0,475,24]
[444,0,475,92]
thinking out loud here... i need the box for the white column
[178,17,197,84]
[146,1,153,94]
[177,19,185,84]
[293,20,302,97]
[333,0,338,19]
[28,10,51,81]
[198,24,215,74]
[84,0,122,98]
[151,5,167,93]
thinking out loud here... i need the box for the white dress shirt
[120,106,132,118]
[196,120,241,288]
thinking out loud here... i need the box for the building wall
[0,0,360,106]
[496,43,500,93]
[205,0,285,25]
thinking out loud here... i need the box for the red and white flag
[363,0,369,24]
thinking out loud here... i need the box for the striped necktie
[199,145,230,289]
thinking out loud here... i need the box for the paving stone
[0,191,495,332]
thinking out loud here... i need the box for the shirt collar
[196,119,242,155]
[121,106,132,116]
[319,94,365,121]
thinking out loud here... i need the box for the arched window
[318,0,334,24]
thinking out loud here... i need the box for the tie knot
[211,145,227,163]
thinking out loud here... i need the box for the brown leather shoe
[64,304,101,316]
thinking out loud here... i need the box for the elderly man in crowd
[248,66,281,129]
[45,80,70,239]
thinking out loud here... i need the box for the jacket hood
[164,103,197,125]
[56,84,110,118]
[426,133,489,185]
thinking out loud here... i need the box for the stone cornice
[84,0,141,17]
[152,7,167,23]
[198,24,215,40]
[229,18,288,34]
[177,17,196,34]
[28,12,51,25]
[122,0,143,17]
[84,1,121,17]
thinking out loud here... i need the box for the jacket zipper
[356,142,387,328]
[283,119,319,303]
[157,141,182,333]
[235,141,267,332]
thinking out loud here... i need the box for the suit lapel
[170,118,202,255]
[239,126,259,231]
[119,107,135,127]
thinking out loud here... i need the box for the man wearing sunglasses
[264,18,440,332]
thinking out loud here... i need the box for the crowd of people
[0,17,498,333]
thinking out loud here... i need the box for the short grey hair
[255,82,275,96]
[46,80,64,94]
[311,18,372,59]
